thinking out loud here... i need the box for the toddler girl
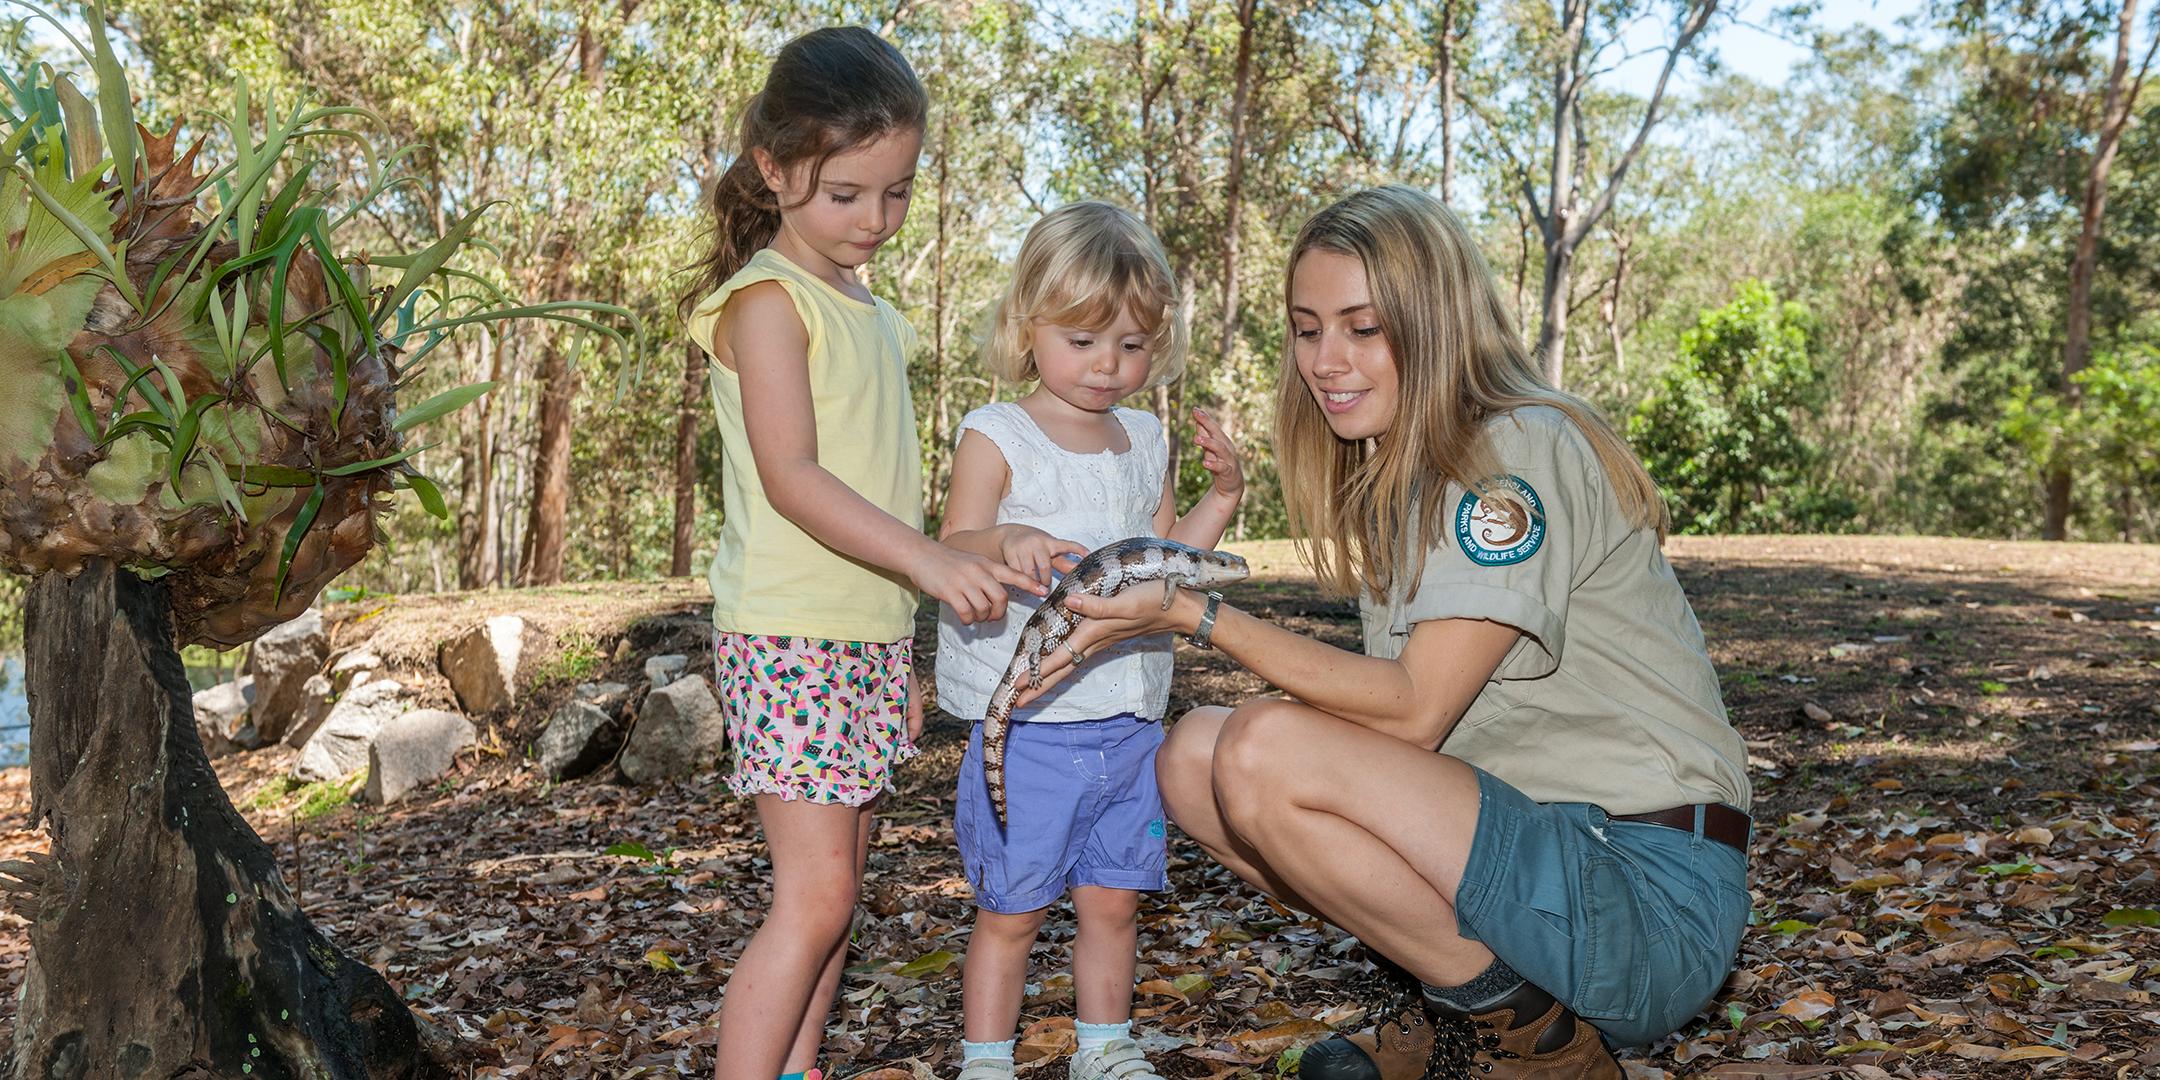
[936,202,1244,1080]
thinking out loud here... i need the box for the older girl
[681,27,1036,1080]
[1023,185,1750,1079]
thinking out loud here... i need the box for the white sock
[1075,1019,1129,1052]
[961,1038,1016,1064]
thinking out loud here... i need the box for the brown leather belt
[1611,804,1751,852]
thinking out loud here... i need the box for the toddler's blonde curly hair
[981,201,1187,387]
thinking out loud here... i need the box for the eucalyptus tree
[1913,0,2160,539]
[1930,0,2158,538]
[1466,0,1726,387]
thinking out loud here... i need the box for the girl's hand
[907,689,924,744]
[1013,587,1203,708]
[1192,408,1244,499]
[916,544,1042,624]
[999,526,1088,588]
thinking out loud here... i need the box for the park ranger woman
[1021,185,1753,1078]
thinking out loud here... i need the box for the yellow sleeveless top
[686,248,923,643]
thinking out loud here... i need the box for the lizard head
[1192,548,1251,588]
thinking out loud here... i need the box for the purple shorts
[954,714,1169,913]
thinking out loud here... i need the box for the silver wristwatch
[1188,591,1223,650]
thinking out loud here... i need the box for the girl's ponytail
[679,27,927,318]
[682,111,784,315]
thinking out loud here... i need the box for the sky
[1610,0,1928,97]
[29,1,1933,94]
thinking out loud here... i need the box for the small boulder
[618,676,725,784]
[643,653,689,691]
[363,710,476,804]
[329,649,382,692]
[534,699,621,780]
[193,677,256,757]
[282,674,337,749]
[244,609,327,744]
[574,680,634,716]
[295,679,407,782]
[439,615,527,714]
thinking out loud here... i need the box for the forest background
[3,0,2155,622]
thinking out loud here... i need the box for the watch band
[1188,591,1223,650]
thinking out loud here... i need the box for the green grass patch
[295,778,353,821]
[242,775,352,821]
[246,775,305,809]
[529,630,604,688]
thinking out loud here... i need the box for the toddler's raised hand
[1192,408,1245,499]
[915,543,1041,625]
[998,525,1088,588]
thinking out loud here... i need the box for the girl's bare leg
[961,906,1050,1043]
[778,801,877,1071]
[1070,886,1139,1024]
[713,796,868,1080]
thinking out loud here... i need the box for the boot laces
[1423,1009,1478,1080]
[1342,948,1481,1080]
[1471,1020,1521,1060]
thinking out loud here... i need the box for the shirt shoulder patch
[1454,474,1547,566]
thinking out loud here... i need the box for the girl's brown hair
[678,27,927,316]
[981,201,1187,387]
[1274,185,1668,599]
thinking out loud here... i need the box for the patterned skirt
[711,631,917,806]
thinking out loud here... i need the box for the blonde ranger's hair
[981,201,1188,387]
[1274,185,1669,600]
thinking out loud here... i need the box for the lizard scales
[981,536,1249,826]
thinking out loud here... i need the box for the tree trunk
[8,562,447,1079]
[1604,227,1633,383]
[1217,0,1256,372]
[1438,0,1460,204]
[670,341,702,577]
[2044,0,2152,541]
[457,329,505,589]
[1536,240,1574,386]
[929,86,954,522]
[520,335,576,585]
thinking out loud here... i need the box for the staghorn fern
[0,2,636,646]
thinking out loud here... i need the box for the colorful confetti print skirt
[712,631,917,806]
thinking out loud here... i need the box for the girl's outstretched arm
[726,282,1039,623]
[1160,407,1244,549]
[938,429,1086,589]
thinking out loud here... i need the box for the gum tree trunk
[7,561,444,1079]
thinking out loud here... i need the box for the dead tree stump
[8,561,442,1079]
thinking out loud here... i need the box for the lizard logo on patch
[1454,475,1545,566]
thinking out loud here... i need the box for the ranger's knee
[1214,699,1304,785]
[1157,707,1226,796]
[1211,700,1308,824]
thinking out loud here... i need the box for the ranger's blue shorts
[1453,767,1750,1046]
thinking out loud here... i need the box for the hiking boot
[1297,957,1470,1080]
[1300,981,1622,1080]
[1296,1003,1460,1080]
[1433,981,1621,1080]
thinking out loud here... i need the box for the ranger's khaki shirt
[1360,406,1751,815]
